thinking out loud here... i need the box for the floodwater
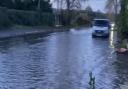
[0,27,127,89]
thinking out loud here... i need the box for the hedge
[0,7,55,27]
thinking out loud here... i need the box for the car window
[94,20,109,27]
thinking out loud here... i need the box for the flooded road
[0,28,126,89]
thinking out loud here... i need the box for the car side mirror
[107,24,110,29]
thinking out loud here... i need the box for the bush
[76,17,90,26]
[7,9,55,26]
[0,7,55,28]
[0,7,11,28]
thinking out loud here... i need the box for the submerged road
[0,27,127,89]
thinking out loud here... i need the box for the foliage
[0,7,11,28]
[0,0,53,27]
[8,9,55,26]
[105,0,119,14]
[106,0,128,41]
[0,0,52,12]
[118,0,128,39]
[59,9,107,26]
[86,6,93,13]
[75,17,90,26]
[54,0,88,25]
[0,7,54,27]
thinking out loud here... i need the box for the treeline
[0,0,52,12]
[0,0,54,28]
[0,0,107,28]
[58,9,107,26]
[0,7,55,27]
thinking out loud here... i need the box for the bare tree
[54,0,88,25]
[105,0,120,21]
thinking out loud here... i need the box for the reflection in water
[110,25,115,48]
[110,31,114,48]
[0,29,125,89]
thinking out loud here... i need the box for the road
[0,27,127,89]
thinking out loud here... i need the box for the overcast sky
[51,0,107,12]
[85,0,107,12]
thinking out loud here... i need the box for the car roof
[94,19,109,21]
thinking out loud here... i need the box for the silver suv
[92,19,110,38]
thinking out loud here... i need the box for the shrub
[7,9,55,26]
[0,7,11,28]
[76,17,90,26]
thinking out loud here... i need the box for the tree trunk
[66,0,71,25]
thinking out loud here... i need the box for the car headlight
[92,29,95,33]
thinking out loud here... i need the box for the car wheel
[103,34,109,38]
[92,34,96,38]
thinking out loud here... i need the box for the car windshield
[94,20,109,27]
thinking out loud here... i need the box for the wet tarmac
[0,27,126,89]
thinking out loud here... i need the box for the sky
[51,0,107,12]
[85,0,107,12]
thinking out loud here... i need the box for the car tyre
[92,34,96,38]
